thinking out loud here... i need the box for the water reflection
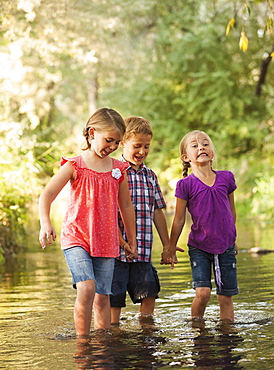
[191,321,244,369]
[74,317,167,369]
[0,223,274,369]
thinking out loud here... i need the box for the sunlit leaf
[226,17,235,36]
[239,31,248,51]
[265,17,273,33]
[243,3,251,17]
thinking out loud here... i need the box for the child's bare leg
[217,295,234,321]
[140,297,155,316]
[191,287,211,318]
[111,307,122,324]
[74,279,95,336]
[93,293,111,330]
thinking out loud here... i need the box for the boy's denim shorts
[188,244,238,296]
[110,260,160,306]
[63,246,115,295]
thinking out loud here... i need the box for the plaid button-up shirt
[118,158,166,262]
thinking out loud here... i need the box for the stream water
[0,222,274,369]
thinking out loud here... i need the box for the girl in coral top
[162,130,238,323]
[39,108,137,336]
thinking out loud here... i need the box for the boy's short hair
[123,116,153,141]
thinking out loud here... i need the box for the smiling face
[90,127,122,158]
[182,132,215,166]
[121,133,152,170]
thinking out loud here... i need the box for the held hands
[39,223,56,249]
[160,247,184,269]
[123,242,138,260]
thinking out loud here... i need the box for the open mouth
[102,149,110,156]
[134,156,144,162]
[198,153,207,158]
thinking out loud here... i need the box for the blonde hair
[123,116,153,142]
[82,107,125,150]
[179,130,216,177]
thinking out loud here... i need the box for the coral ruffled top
[60,155,128,257]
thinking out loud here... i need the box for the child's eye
[106,139,112,143]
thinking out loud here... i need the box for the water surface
[0,223,274,369]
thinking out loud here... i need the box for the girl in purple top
[163,130,238,322]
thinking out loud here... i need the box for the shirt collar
[120,154,146,171]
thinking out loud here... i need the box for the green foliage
[0,0,273,262]
[251,173,274,226]
[0,175,30,257]
[0,122,39,258]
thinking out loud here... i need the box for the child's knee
[195,287,211,304]
[76,279,95,299]
[94,293,110,307]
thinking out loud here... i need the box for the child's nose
[110,143,118,151]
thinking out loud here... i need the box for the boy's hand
[160,249,172,264]
[124,242,138,260]
[160,248,175,267]
[160,247,184,269]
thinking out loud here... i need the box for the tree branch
[256,46,274,96]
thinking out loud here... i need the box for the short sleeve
[60,156,78,179]
[60,156,76,167]
[175,178,189,200]
[228,171,237,194]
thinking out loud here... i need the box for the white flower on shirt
[112,168,122,180]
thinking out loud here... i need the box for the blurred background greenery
[1,0,273,260]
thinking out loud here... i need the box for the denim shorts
[63,246,115,295]
[188,245,238,296]
[110,260,160,306]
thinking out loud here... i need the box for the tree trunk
[256,47,274,96]
[87,74,98,114]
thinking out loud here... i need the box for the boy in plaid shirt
[110,116,170,323]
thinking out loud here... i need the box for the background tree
[0,0,273,258]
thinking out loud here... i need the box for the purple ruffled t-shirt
[175,171,237,254]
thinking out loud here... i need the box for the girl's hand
[234,243,239,255]
[161,247,184,269]
[124,242,138,260]
[39,225,56,249]
[170,247,184,269]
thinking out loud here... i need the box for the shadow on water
[189,320,244,369]
[55,317,246,370]
[0,221,274,369]
[73,318,167,369]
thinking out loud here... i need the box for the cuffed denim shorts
[63,246,115,295]
[110,260,160,307]
[188,244,238,296]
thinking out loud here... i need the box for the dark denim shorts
[188,245,238,296]
[110,260,160,306]
[63,246,115,294]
